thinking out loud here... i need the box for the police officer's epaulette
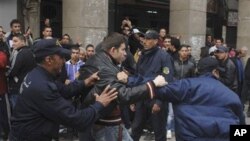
[47,82,58,92]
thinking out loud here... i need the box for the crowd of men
[0,17,249,141]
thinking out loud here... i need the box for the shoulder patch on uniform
[162,67,170,75]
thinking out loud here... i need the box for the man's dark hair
[10,19,21,27]
[71,46,80,51]
[86,44,94,50]
[42,26,52,32]
[13,33,26,43]
[62,33,70,39]
[164,35,171,40]
[200,46,209,59]
[178,44,188,51]
[35,56,45,64]
[101,32,126,51]
[171,37,180,51]
[216,37,224,43]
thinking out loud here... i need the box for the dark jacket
[83,51,154,125]
[8,46,36,93]
[135,47,174,107]
[218,57,238,92]
[156,73,245,141]
[241,58,250,102]
[128,34,144,55]
[174,58,195,80]
[10,66,104,140]
[231,57,244,96]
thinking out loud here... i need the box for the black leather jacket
[218,58,238,91]
[83,51,154,121]
[174,58,195,80]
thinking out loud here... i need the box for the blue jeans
[166,103,175,131]
[93,124,133,141]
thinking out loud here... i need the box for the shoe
[167,130,172,139]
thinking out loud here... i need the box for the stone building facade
[1,0,250,61]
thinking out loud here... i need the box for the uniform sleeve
[127,74,154,87]
[55,80,86,99]
[161,52,174,82]
[32,83,104,132]
[95,68,154,104]
[155,79,189,103]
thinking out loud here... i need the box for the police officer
[156,57,245,141]
[131,30,174,141]
[9,39,118,141]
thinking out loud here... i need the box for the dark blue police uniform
[131,45,174,141]
[9,39,104,141]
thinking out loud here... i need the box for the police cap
[33,39,71,58]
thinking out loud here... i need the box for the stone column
[23,0,41,39]
[63,0,108,47]
[169,0,207,61]
[237,0,250,62]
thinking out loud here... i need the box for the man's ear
[212,69,220,79]
[109,47,116,54]
[154,39,158,44]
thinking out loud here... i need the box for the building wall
[0,0,17,30]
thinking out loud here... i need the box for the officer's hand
[117,71,128,83]
[65,79,71,85]
[153,75,168,87]
[94,85,118,107]
[152,104,161,114]
[84,72,100,87]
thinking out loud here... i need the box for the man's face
[240,49,248,57]
[143,38,158,50]
[159,29,166,38]
[12,37,25,49]
[111,43,127,64]
[71,49,80,61]
[86,46,95,58]
[45,18,50,26]
[43,27,52,38]
[179,47,188,60]
[122,27,130,36]
[11,23,21,34]
[163,38,171,50]
[207,36,212,42]
[215,51,227,60]
[79,50,86,61]
[215,39,222,47]
[61,35,70,44]
[50,54,65,75]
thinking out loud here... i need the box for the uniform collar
[37,65,57,81]
[141,46,159,55]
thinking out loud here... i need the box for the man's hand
[153,75,168,87]
[94,85,118,107]
[152,103,161,114]
[64,79,71,85]
[84,72,100,87]
[117,71,128,84]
